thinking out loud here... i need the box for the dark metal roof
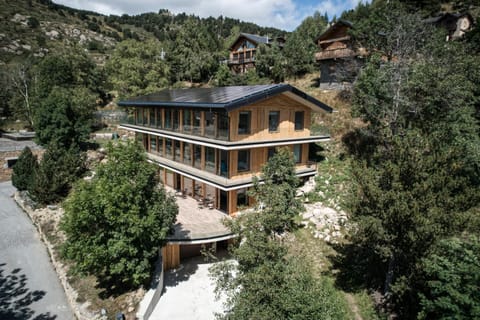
[315,19,354,43]
[118,84,333,113]
[240,32,270,45]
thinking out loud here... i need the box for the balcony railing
[227,57,256,65]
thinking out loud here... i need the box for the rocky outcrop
[301,202,349,244]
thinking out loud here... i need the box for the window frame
[294,111,305,131]
[238,111,251,135]
[237,150,250,172]
[268,111,280,133]
[293,144,302,164]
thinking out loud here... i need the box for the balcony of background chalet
[315,47,357,61]
[227,56,256,65]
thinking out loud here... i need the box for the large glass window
[174,140,181,161]
[205,147,216,173]
[150,135,157,152]
[267,147,276,161]
[217,112,229,140]
[183,110,192,133]
[165,138,173,159]
[204,112,215,138]
[269,111,280,132]
[183,143,191,165]
[294,111,304,131]
[193,111,201,135]
[149,108,155,127]
[219,150,229,177]
[194,145,202,169]
[156,109,162,128]
[137,108,144,125]
[237,188,249,208]
[293,144,302,163]
[237,150,250,172]
[143,108,148,126]
[158,137,164,156]
[238,111,251,134]
[164,109,172,129]
[173,110,179,130]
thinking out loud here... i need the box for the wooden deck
[165,186,233,243]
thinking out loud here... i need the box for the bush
[29,143,86,205]
[12,147,38,191]
[418,235,480,319]
[27,17,40,29]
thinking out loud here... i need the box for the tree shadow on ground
[0,263,57,320]
[329,242,384,293]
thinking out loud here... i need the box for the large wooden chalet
[119,85,331,269]
[228,33,285,74]
[315,20,366,88]
[119,84,331,216]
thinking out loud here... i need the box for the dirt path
[345,293,363,320]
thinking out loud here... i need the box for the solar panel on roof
[118,84,333,113]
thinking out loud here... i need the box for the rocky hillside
[0,0,122,66]
[0,0,286,67]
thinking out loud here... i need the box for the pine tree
[11,147,38,191]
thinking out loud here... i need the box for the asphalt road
[0,181,75,320]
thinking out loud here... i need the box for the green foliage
[61,141,178,288]
[283,11,328,78]
[34,87,95,149]
[250,147,302,234]
[30,143,86,205]
[30,49,102,148]
[166,17,220,83]
[418,235,480,320]
[12,147,38,191]
[255,43,285,83]
[341,7,480,318]
[27,16,40,28]
[212,147,349,319]
[106,39,169,98]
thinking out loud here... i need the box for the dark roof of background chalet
[315,19,354,42]
[423,12,473,24]
[118,84,333,113]
[240,33,270,45]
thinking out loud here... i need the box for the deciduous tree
[61,141,178,288]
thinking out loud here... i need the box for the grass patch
[353,290,385,320]
[314,153,352,211]
[68,269,141,318]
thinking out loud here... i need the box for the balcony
[227,57,255,65]
[315,47,367,61]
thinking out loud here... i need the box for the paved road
[0,181,74,320]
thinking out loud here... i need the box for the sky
[53,0,365,31]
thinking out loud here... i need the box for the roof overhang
[118,84,333,114]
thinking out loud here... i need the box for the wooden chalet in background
[424,12,474,41]
[228,33,285,74]
[315,20,366,88]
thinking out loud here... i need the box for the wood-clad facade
[120,85,331,217]
[315,20,366,87]
[228,33,285,74]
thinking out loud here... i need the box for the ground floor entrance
[158,169,255,215]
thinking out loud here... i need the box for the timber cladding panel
[162,244,180,270]
[229,94,311,142]
[229,143,310,180]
